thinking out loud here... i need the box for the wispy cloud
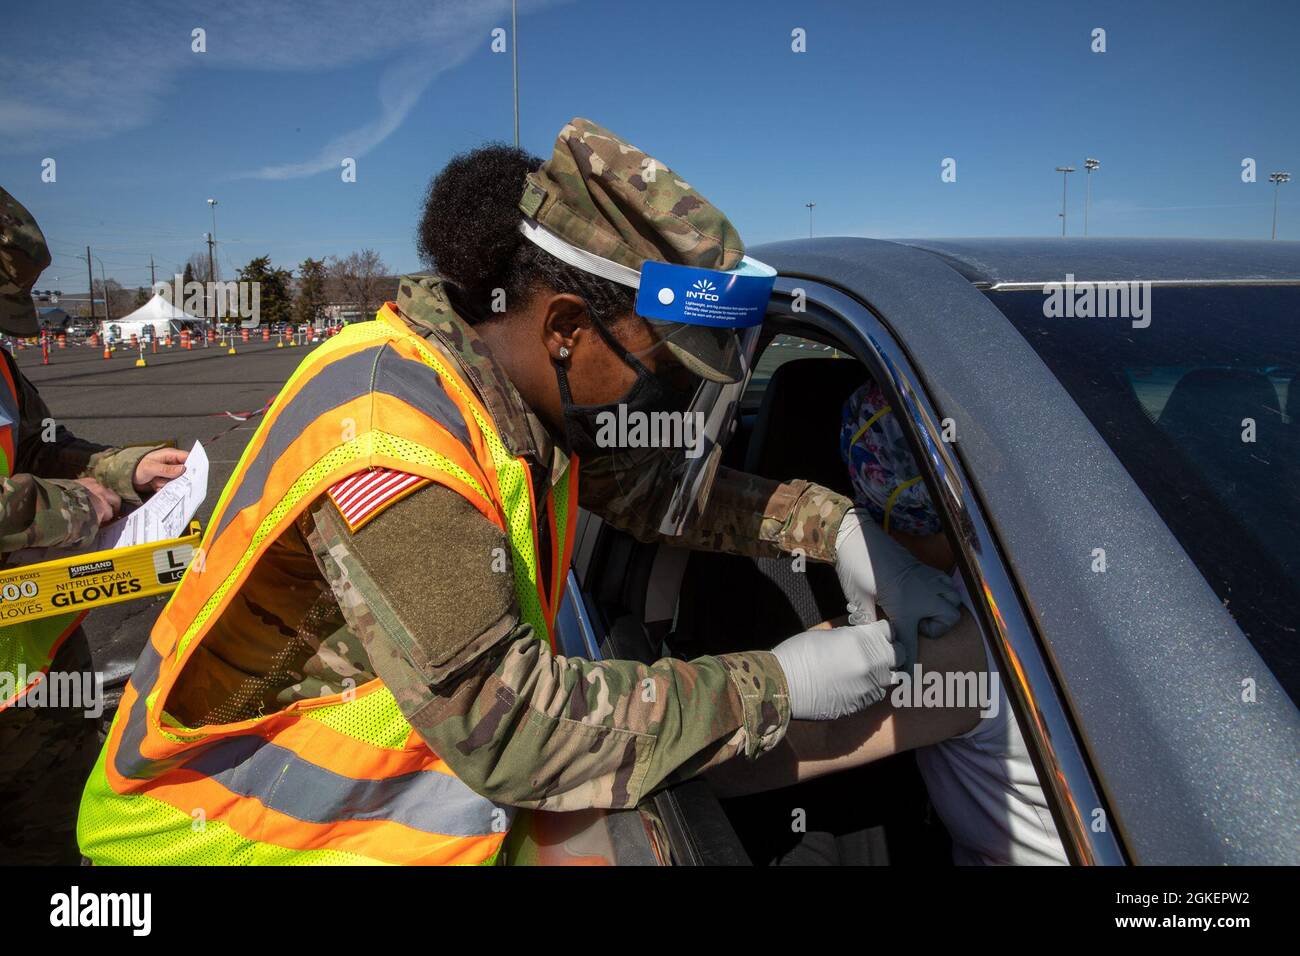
[1,0,552,177]
[239,40,466,181]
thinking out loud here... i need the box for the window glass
[989,285,1300,704]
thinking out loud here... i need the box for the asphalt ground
[13,337,310,675]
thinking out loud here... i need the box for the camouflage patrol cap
[0,186,50,337]
[519,118,752,382]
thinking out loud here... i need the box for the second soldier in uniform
[0,186,189,864]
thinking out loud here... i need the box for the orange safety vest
[0,352,87,710]
[79,307,579,865]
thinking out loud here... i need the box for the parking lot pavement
[11,339,309,678]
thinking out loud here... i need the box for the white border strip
[519,218,642,289]
[519,216,778,290]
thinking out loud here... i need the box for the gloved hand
[834,508,962,671]
[771,621,903,720]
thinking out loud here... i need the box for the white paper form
[9,442,209,564]
[94,441,209,550]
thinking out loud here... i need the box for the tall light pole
[511,0,519,147]
[1084,158,1100,237]
[95,257,111,323]
[805,202,815,238]
[1055,166,1075,237]
[1269,172,1291,240]
[84,254,112,323]
[84,246,96,324]
[206,198,218,321]
[77,249,112,323]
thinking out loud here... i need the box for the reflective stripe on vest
[0,354,87,711]
[78,308,580,865]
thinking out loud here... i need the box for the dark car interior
[1150,364,1299,697]
[580,320,959,865]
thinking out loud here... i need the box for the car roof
[767,236,1300,286]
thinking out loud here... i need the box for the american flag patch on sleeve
[327,467,430,531]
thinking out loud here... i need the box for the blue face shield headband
[634,258,776,328]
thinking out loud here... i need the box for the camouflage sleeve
[10,356,157,504]
[304,484,791,811]
[85,445,158,504]
[581,457,853,564]
[0,474,100,553]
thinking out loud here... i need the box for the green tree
[295,257,328,327]
[178,261,196,313]
[236,255,293,328]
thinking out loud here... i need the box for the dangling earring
[558,346,571,360]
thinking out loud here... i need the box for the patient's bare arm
[705,607,986,798]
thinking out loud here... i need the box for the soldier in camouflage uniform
[0,186,189,864]
[160,118,961,828]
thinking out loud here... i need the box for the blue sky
[3,0,1297,292]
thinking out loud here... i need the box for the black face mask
[554,319,697,459]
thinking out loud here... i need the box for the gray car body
[750,237,1300,865]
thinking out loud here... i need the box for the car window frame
[561,284,1127,865]
[765,276,1127,866]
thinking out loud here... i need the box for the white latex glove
[771,621,903,720]
[834,508,962,671]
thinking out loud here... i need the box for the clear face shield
[519,218,777,536]
[613,321,764,536]
[581,264,775,537]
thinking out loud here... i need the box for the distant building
[39,292,105,321]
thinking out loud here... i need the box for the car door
[538,530,755,865]
[565,274,1131,865]
[763,276,1128,863]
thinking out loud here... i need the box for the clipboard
[0,521,202,625]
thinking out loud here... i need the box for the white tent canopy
[101,293,205,341]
